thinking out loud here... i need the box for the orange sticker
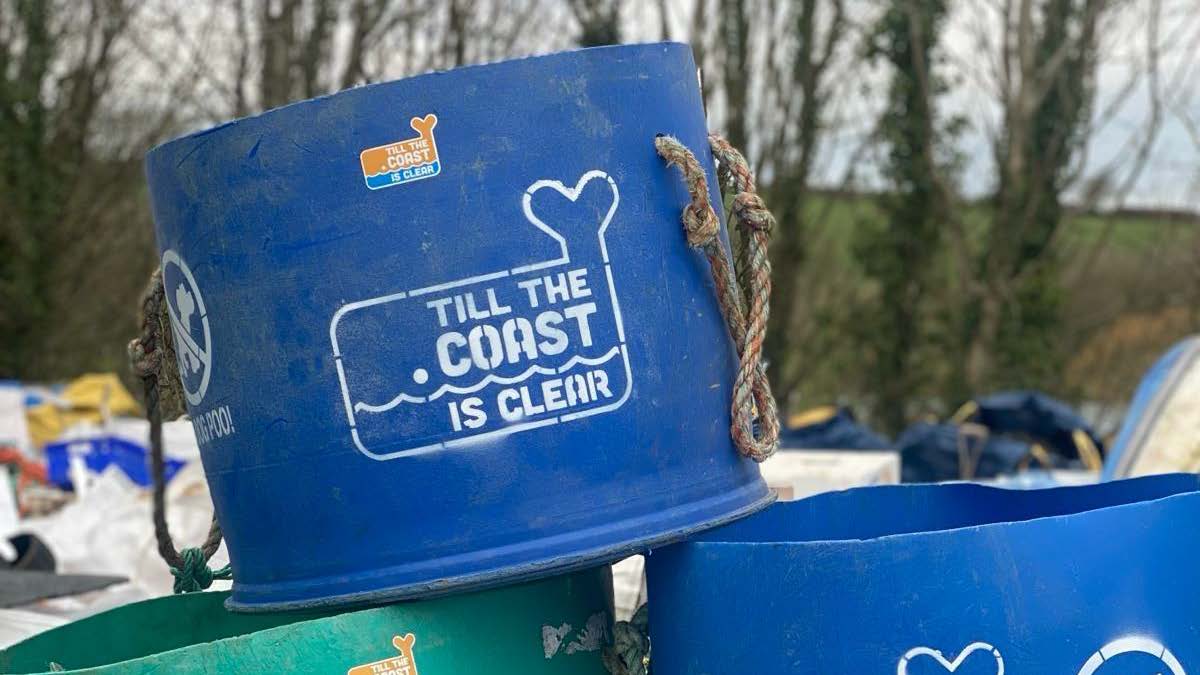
[347,634,420,675]
[360,115,441,190]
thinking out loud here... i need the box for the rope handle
[655,134,780,462]
[128,269,230,593]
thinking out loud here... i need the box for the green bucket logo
[348,633,419,675]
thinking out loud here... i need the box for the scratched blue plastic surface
[144,43,771,611]
[646,473,1200,674]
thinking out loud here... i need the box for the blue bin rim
[680,473,1200,548]
[146,41,691,159]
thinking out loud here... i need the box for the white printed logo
[897,642,1004,674]
[161,250,212,406]
[1077,636,1186,675]
[330,170,633,459]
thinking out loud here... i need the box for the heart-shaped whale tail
[522,170,620,267]
[897,642,1005,675]
[409,114,437,139]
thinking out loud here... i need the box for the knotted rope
[129,268,230,593]
[603,604,650,675]
[655,135,780,462]
[171,546,231,594]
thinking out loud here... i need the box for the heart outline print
[897,642,1005,675]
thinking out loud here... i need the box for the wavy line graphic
[556,346,620,373]
[354,392,427,413]
[353,346,624,415]
[427,364,558,401]
[362,161,437,180]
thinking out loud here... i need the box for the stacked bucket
[4,42,1198,674]
[3,43,770,674]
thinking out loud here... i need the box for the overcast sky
[941,0,1200,210]
[140,1,1197,211]
[643,0,1200,211]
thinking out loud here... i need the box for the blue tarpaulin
[780,407,890,450]
[44,436,185,490]
[782,392,1097,483]
[971,390,1103,460]
[895,422,1035,482]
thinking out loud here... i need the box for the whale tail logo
[347,633,419,675]
[409,114,437,141]
[331,169,633,460]
[360,114,441,190]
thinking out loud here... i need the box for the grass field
[797,190,1198,258]
[770,190,1200,421]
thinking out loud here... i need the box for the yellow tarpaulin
[787,405,838,430]
[25,373,141,449]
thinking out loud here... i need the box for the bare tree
[948,0,1171,399]
[717,0,750,150]
[571,0,622,47]
[1,0,142,374]
[146,0,566,124]
[226,0,415,113]
[847,0,955,434]
[0,0,161,378]
[763,0,849,408]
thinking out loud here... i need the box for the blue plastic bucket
[646,473,1200,674]
[143,43,771,611]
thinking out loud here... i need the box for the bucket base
[228,479,772,612]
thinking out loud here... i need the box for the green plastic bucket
[0,568,612,674]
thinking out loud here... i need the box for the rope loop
[129,268,228,592]
[654,135,721,248]
[732,192,774,233]
[127,338,159,381]
[171,546,233,594]
[654,134,780,463]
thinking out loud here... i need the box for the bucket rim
[0,591,332,674]
[1,567,613,674]
[676,472,1200,549]
[145,41,693,161]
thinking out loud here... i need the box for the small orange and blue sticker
[360,115,441,190]
[347,634,419,675]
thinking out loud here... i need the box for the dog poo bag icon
[161,249,212,406]
[331,170,633,459]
